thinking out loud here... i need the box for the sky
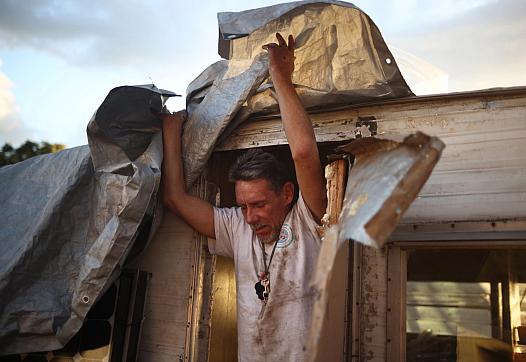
[0,0,525,148]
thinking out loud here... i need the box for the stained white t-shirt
[209,194,321,362]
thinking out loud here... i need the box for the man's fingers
[287,34,295,51]
[276,32,287,46]
[267,33,295,51]
[262,43,278,51]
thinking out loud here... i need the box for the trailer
[129,86,526,362]
[4,87,524,362]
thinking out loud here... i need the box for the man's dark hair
[228,149,292,193]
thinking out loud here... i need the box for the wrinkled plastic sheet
[183,54,269,187]
[183,1,413,186]
[337,133,445,248]
[0,85,175,354]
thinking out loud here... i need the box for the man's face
[235,178,294,244]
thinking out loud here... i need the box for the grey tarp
[183,1,413,185]
[0,85,176,354]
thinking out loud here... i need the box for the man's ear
[282,182,295,205]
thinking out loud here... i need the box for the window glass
[406,249,526,362]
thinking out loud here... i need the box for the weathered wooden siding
[388,96,526,223]
[132,212,195,361]
[360,245,388,361]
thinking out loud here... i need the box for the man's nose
[246,207,257,224]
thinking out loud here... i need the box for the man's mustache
[250,223,265,231]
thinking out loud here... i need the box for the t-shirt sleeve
[208,206,240,258]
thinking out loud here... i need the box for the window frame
[386,236,526,362]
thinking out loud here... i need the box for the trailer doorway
[206,143,349,362]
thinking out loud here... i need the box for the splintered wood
[319,158,349,242]
[323,159,348,228]
[306,159,349,362]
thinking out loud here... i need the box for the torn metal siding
[337,133,445,248]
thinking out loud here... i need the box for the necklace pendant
[255,276,271,303]
[262,277,270,303]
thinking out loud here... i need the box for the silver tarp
[183,1,412,185]
[0,85,176,354]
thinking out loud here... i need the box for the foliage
[0,140,66,167]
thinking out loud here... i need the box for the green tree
[0,140,66,167]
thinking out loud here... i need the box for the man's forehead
[235,179,276,202]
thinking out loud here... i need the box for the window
[405,248,526,362]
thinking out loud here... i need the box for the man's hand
[263,33,295,84]
[160,110,187,132]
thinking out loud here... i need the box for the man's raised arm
[263,33,327,221]
[160,111,215,239]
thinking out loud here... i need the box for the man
[161,33,327,361]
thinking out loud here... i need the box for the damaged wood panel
[407,166,526,197]
[324,159,349,227]
[401,142,526,222]
[131,212,195,362]
[360,245,388,361]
